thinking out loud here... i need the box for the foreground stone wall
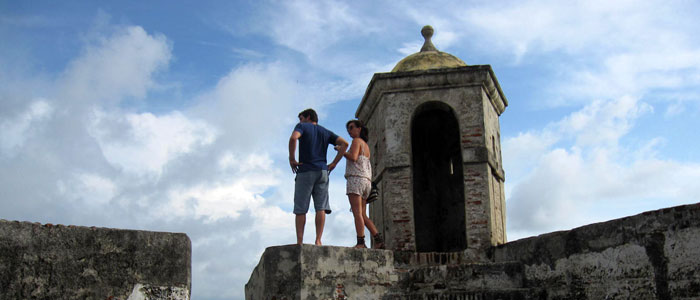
[492,203,700,299]
[0,220,191,299]
[248,203,700,299]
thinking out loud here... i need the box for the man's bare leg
[314,211,325,246]
[295,214,306,245]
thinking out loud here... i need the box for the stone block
[245,245,397,300]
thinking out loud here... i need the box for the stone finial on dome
[391,25,467,73]
[420,25,437,52]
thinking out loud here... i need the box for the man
[289,108,348,245]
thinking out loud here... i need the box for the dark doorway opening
[412,104,467,252]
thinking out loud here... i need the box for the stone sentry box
[356,26,508,256]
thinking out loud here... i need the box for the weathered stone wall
[364,87,416,251]
[482,87,507,245]
[245,245,397,300]
[0,220,191,299]
[247,203,700,299]
[246,245,302,299]
[492,203,700,299]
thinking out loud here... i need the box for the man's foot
[315,240,322,246]
[354,243,366,249]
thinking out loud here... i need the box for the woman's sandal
[354,236,367,248]
[372,233,385,249]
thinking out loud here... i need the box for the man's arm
[289,130,302,173]
[328,136,349,172]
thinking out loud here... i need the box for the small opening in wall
[449,158,454,175]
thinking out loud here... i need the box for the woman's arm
[343,138,362,162]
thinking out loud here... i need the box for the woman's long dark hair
[346,120,368,143]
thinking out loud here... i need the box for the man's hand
[289,158,302,173]
[327,137,348,175]
[289,131,302,173]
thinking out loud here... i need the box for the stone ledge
[492,202,700,299]
[0,219,191,299]
[247,203,700,299]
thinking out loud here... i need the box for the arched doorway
[411,103,466,252]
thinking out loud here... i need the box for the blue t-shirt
[294,122,339,173]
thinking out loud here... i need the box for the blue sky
[2,1,700,299]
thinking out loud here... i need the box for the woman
[342,120,384,249]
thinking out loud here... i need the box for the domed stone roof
[392,25,467,72]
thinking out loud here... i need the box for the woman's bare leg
[361,198,378,236]
[348,193,366,247]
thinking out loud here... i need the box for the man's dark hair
[298,108,318,123]
[346,119,369,143]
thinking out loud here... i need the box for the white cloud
[557,96,653,147]
[400,4,461,51]
[449,1,700,109]
[0,99,53,156]
[563,50,700,102]
[89,110,218,177]
[188,60,355,155]
[164,153,281,221]
[508,142,700,241]
[503,96,651,185]
[397,41,421,56]
[460,1,672,58]
[194,62,300,134]
[2,19,304,300]
[218,152,272,173]
[250,0,389,99]
[505,95,700,240]
[502,130,558,182]
[57,172,118,206]
[230,47,266,59]
[267,0,364,59]
[508,148,586,230]
[60,26,171,105]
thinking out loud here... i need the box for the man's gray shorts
[294,170,331,215]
